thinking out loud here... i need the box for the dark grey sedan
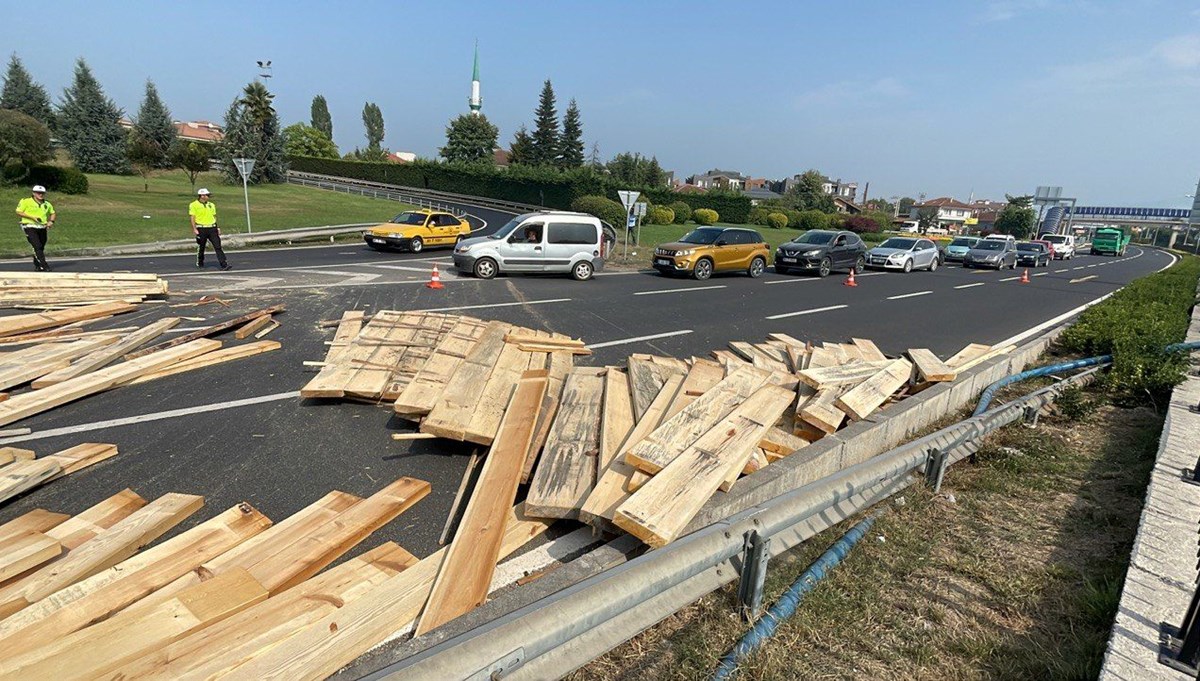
[962,239,1017,269]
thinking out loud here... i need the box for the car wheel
[747,256,766,278]
[817,257,832,278]
[902,258,913,273]
[928,257,938,272]
[774,265,790,275]
[854,256,866,274]
[409,237,424,253]
[693,258,713,281]
[473,257,498,280]
[572,260,594,281]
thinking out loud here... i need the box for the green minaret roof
[472,41,480,82]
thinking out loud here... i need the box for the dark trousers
[195,227,227,267]
[23,226,48,270]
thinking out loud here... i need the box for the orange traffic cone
[844,269,858,287]
[1020,268,1030,284]
[426,264,444,290]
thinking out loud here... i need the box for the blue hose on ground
[711,513,880,681]
[971,340,1200,416]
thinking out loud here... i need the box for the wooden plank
[907,348,957,382]
[598,368,637,469]
[520,349,573,484]
[525,367,606,520]
[504,333,585,348]
[759,427,812,460]
[664,358,725,421]
[627,354,666,421]
[124,304,284,360]
[615,385,795,547]
[420,322,511,439]
[253,319,280,339]
[0,446,35,467]
[0,568,267,681]
[851,337,888,362]
[122,340,281,386]
[581,373,685,530]
[0,492,203,619]
[0,338,222,428]
[42,489,146,551]
[796,360,892,390]
[0,459,60,505]
[835,358,914,421]
[233,314,274,340]
[0,336,121,391]
[107,543,416,681]
[31,317,180,388]
[806,345,839,369]
[0,503,270,656]
[0,509,68,545]
[205,506,552,681]
[945,342,991,369]
[393,316,489,415]
[325,310,365,364]
[379,314,459,401]
[947,343,1013,373]
[461,331,541,445]
[800,385,849,434]
[0,270,162,283]
[416,371,548,635]
[246,477,429,595]
[0,532,61,583]
[0,301,136,338]
[623,366,772,475]
[721,446,770,493]
[41,442,118,475]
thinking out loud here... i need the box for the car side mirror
[716,240,728,247]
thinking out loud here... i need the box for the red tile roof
[917,197,973,210]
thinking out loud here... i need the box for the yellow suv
[363,209,472,253]
[652,227,770,280]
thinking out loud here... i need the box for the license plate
[780,257,796,263]
[655,258,672,266]
[369,238,384,244]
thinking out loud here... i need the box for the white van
[1038,233,1076,259]
[453,211,616,281]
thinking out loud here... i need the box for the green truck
[1091,226,1131,256]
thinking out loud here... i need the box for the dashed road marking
[588,329,694,349]
[633,285,726,296]
[766,304,849,320]
[1054,269,1068,273]
[1070,275,1098,283]
[415,298,572,313]
[886,291,932,300]
[954,282,985,289]
[1033,272,1048,277]
[999,276,1020,282]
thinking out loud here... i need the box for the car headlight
[456,244,471,253]
[803,249,821,256]
[389,232,403,239]
[676,249,695,257]
[888,253,904,260]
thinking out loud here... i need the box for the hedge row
[2,164,90,194]
[1058,255,1200,398]
[288,156,752,223]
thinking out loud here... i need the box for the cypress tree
[557,98,584,168]
[1,54,54,129]
[57,59,129,174]
[311,94,333,140]
[130,80,177,168]
[530,79,559,166]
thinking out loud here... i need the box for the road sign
[232,158,256,180]
[627,215,637,229]
[617,190,640,212]
[634,202,648,218]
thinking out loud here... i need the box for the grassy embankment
[0,171,411,257]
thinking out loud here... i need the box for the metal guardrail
[286,172,541,217]
[368,367,1101,680]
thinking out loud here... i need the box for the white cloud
[1156,34,1200,69]
[1037,34,1200,92]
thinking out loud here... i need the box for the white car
[866,237,941,272]
[1038,233,1076,259]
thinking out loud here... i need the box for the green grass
[0,171,412,256]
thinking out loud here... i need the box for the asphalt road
[0,201,1173,566]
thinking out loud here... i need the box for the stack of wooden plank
[0,303,283,426]
[0,271,169,308]
[0,443,118,504]
[0,474,439,680]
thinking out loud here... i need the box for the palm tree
[240,81,275,127]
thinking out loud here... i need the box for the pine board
[525,367,606,520]
[393,316,490,416]
[0,509,68,545]
[421,322,511,440]
[520,349,574,484]
[124,304,284,360]
[796,360,892,390]
[0,301,136,339]
[907,348,956,382]
[31,318,180,388]
[0,532,61,584]
[835,358,914,421]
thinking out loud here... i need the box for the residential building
[493,148,510,167]
[118,118,224,144]
[744,177,768,191]
[832,196,863,215]
[822,178,858,203]
[744,187,783,205]
[909,197,976,233]
[387,151,417,163]
[689,169,747,191]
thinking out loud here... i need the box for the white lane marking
[991,247,1177,349]
[999,276,1019,282]
[414,298,572,313]
[632,285,726,296]
[764,277,817,285]
[766,304,848,320]
[0,391,300,445]
[185,278,470,293]
[1086,264,1097,268]
[1033,272,1048,277]
[166,254,453,278]
[363,263,448,273]
[1072,266,1085,270]
[1054,269,1068,273]
[886,291,932,300]
[954,282,985,290]
[1070,275,1098,283]
[588,329,693,349]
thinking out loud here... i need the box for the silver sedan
[865,237,940,272]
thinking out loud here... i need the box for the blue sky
[4,0,1199,206]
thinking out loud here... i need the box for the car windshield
[949,238,975,247]
[680,228,725,245]
[488,213,539,239]
[1017,243,1041,252]
[1041,235,1067,243]
[878,238,916,249]
[974,241,1004,251]
[790,231,834,245]
[389,212,427,225]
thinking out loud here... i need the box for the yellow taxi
[363,209,472,253]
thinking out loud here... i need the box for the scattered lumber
[525,367,606,519]
[30,318,179,388]
[796,360,892,390]
[0,532,61,583]
[835,358,915,421]
[123,304,284,360]
[0,272,168,309]
[907,348,957,383]
[234,314,274,339]
[0,509,68,544]
[122,340,281,386]
[0,444,118,504]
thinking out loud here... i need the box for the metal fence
[286,172,539,217]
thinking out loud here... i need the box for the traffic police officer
[189,188,231,270]
[15,184,55,271]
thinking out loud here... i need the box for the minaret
[469,42,482,116]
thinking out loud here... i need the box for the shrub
[647,205,675,225]
[766,212,788,229]
[747,206,771,226]
[863,210,893,232]
[571,195,626,231]
[780,208,804,228]
[693,208,719,225]
[669,201,691,224]
[844,214,881,234]
[25,165,89,194]
[795,210,828,232]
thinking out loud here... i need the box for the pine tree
[508,125,533,165]
[1,54,54,129]
[57,59,128,174]
[310,94,333,139]
[441,113,499,164]
[530,79,559,166]
[362,102,385,158]
[557,98,584,169]
[129,80,177,169]
[588,141,602,168]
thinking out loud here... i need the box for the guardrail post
[1160,579,1200,674]
[737,530,771,622]
[924,447,948,493]
[1022,405,1040,428]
